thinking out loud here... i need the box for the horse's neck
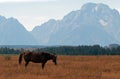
[41,53,53,60]
[46,54,53,60]
[49,54,54,59]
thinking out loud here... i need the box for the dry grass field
[0,55,120,79]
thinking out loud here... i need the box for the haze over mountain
[31,3,120,46]
[0,16,37,45]
[31,19,59,45]
[0,3,120,46]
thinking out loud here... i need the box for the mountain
[0,16,37,45]
[31,19,59,45]
[31,3,120,46]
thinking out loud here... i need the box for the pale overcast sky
[0,0,119,31]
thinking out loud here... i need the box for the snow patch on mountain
[99,19,108,26]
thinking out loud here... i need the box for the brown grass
[0,55,120,79]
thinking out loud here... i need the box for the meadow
[0,55,120,79]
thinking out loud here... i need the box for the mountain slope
[0,16,37,45]
[32,3,120,46]
[31,19,59,45]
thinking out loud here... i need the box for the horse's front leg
[25,61,29,68]
[41,61,46,69]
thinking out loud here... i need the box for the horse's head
[52,55,57,65]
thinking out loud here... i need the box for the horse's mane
[40,52,54,56]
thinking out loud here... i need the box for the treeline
[0,45,120,55]
[36,45,120,55]
[0,47,22,54]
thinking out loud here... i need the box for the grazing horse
[19,52,57,69]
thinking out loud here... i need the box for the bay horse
[19,52,57,69]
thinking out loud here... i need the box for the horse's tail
[19,53,23,65]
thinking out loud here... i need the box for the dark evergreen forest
[0,45,120,55]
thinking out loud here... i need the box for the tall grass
[0,55,120,79]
